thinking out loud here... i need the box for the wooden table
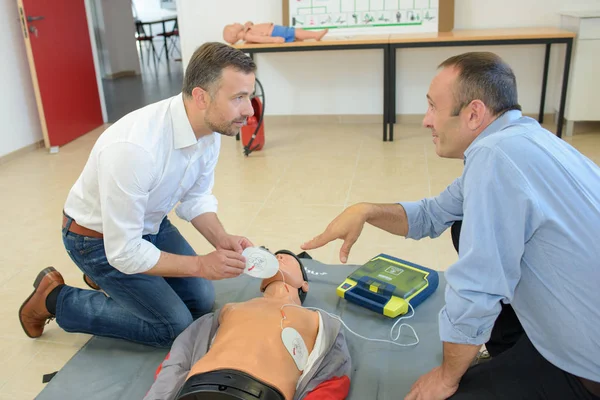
[388,28,576,140]
[235,28,576,141]
[235,35,392,141]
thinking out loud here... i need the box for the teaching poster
[286,0,450,35]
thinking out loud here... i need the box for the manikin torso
[187,294,319,400]
[245,22,275,37]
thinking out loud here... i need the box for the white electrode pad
[242,247,279,279]
[281,327,309,371]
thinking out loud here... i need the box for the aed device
[336,254,439,318]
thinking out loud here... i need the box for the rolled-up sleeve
[175,139,220,222]
[97,142,161,274]
[399,177,464,240]
[439,146,542,345]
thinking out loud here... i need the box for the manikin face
[203,67,255,137]
[260,252,309,296]
[422,66,475,159]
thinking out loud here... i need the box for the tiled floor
[0,116,598,398]
[102,59,184,122]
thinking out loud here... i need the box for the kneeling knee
[189,289,215,320]
[154,313,193,347]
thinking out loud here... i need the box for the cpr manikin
[223,22,329,44]
[144,249,352,400]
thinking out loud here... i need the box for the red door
[17,0,104,149]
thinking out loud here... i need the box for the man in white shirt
[19,42,257,348]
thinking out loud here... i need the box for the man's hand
[301,203,369,263]
[216,234,254,253]
[197,250,246,280]
[405,367,459,400]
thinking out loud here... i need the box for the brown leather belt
[580,377,600,397]
[62,214,103,238]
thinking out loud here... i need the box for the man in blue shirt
[301,52,600,399]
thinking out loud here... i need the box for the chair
[134,20,158,65]
[157,20,180,61]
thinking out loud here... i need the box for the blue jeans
[58,215,215,348]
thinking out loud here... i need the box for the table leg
[383,45,389,141]
[556,39,573,138]
[538,43,551,124]
[163,21,169,62]
[148,24,155,64]
[389,45,396,142]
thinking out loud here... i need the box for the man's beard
[204,113,246,137]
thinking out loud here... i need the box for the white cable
[280,302,419,348]
[274,265,419,347]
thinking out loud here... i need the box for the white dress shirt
[64,93,221,274]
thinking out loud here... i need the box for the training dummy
[223,22,329,44]
[144,250,352,400]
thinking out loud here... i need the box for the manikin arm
[144,314,215,400]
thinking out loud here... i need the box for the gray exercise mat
[37,257,445,400]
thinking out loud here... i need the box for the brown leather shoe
[83,274,100,291]
[19,267,65,338]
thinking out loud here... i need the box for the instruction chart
[287,0,441,34]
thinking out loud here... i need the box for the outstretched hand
[301,204,368,263]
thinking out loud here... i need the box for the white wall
[92,0,141,78]
[177,0,600,117]
[0,1,43,158]
[133,0,176,21]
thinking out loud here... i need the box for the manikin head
[260,249,309,305]
[223,23,245,44]
[182,42,257,138]
[422,52,522,159]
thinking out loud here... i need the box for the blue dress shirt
[400,110,600,381]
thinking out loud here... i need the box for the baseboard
[264,114,382,124]
[104,70,138,80]
[0,140,44,166]
[265,114,387,124]
[264,112,556,125]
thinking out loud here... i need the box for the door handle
[27,15,44,22]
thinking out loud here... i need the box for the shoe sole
[83,274,100,291]
[18,267,57,339]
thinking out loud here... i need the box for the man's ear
[466,99,487,131]
[301,282,309,293]
[191,86,211,110]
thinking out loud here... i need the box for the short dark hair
[182,42,256,97]
[438,52,522,116]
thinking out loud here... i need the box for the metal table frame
[235,32,575,143]
[386,36,574,141]
[240,42,391,141]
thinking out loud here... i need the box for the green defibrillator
[336,253,439,318]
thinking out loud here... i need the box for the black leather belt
[176,369,285,400]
